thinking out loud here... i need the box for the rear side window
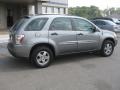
[93,21,106,25]
[92,21,100,25]
[25,18,48,31]
[49,17,72,31]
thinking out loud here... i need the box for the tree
[103,8,116,16]
[68,6,102,19]
[116,8,120,14]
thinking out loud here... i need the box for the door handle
[77,33,84,36]
[51,33,58,35]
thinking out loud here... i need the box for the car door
[72,18,100,52]
[49,17,77,54]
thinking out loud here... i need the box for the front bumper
[7,43,30,58]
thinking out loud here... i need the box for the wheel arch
[102,38,115,47]
[30,43,56,58]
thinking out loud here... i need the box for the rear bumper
[7,43,30,58]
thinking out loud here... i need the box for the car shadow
[52,52,102,66]
[0,56,37,72]
[0,52,102,72]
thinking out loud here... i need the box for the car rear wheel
[31,46,54,68]
[100,40,114,57]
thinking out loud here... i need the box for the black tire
[100,40,114,57]
[30,46,54,68]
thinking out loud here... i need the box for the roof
[25,14,85,19]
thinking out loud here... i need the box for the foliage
[68,6,102,19]
[103,7,120,16]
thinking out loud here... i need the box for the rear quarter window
[93,21,106,25]
[11,18,28,31]
[25,18,48,31]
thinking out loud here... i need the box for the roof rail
[36,14,67,15]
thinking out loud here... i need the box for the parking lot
[0,34,120,90]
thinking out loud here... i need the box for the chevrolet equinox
[7,15,118,68]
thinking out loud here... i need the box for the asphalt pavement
[0,35,9,44]
[0,34,120,90]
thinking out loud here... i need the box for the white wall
[40,0,68,14]
[28,5,35,15]
[41,6,67,14]
[54,7,58,14]
[47,7,52,14]
[49,0,68,6]
[60,8,65,14]
[37,2,42,14]
[42,6,46,14]
[42,0,68,8]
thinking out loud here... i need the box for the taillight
[15,35,25,45]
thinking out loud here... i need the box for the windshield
[11,18,28,31]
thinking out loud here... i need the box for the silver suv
[7,15,118,68]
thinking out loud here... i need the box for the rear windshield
[92,21,105,25]
[11,18,28,31]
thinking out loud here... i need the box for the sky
[68,0,120,10]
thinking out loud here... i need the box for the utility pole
[106,0,110,16]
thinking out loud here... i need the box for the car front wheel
[100,40,114,57]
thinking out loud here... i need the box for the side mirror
[90,27,96,32]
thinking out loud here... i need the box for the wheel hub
[36,51,50,65]
[104,43,113,55]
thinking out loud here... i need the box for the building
[0,0,68,30]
